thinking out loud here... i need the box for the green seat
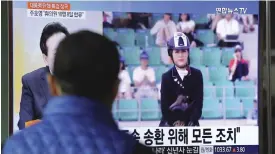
[235,81,256,98]
[192,14,209,24]
[113,12,128,18]
[103,28,115,33]
[214,80,234,98]
[116,28,135,47]
[103,30,117,41]
[151,13,163,26]
[190,47,202,65]
[140,98,160,120]
[127,66,136,83]
[241,98,255,118]
[204,81,214,98]
[221,48,235,66]
[209,66,228,83]
[155,66,168,83]
[196,30,215,45]
[135,29,155,47]
[123,47,141,65]
[172,13,179,23]
[202,98,222,119]
[191,65,208,81]
[118,99,138,121]
[112,100,118,120]
[202,47,221,67]
[145,47,161,65]
[224,98,243,119]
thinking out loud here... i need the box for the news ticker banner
[122,126,258,146]
[27,2,86,19]
[121,127,258,153]
[150,145,258,154]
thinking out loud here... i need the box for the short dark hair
[178,13,191,22]
[40,22,69,56]
[54,30,120,101]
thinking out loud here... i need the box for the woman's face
[172,50,189,68]
[181,14,188,21]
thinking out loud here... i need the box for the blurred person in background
[240,15,255,33]
[216,14,241,47]
[103,11,114,28]
[150,13,177,64]
[18,22,69,130]
[118,56,132,99]
[246,99,258,126]
[228,45,249,81]
[159,32,203,127]
[208,14,222,33]
[3,31,155,154]
[177,13,204,47]
[133,51,157,99]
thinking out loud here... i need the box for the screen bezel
[6,2,265,153]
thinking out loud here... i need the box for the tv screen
[12,1,259,153]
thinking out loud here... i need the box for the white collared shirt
[176,67,188,80]
[150,20,177,45]
[133,66,156,84]
[216,18,240,38]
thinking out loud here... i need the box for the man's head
[167,32,190,68]
[47,30,120,108]
[235,45,243,60]
[225,14,233,21]
[140,51,149,69]
[40,22,69,74]
[163,13,172,22]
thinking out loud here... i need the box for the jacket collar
[40,66,50,80]
[43,95,117,127]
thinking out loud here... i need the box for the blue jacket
[18,67,51,129]
[4,96,154,154]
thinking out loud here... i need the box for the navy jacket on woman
[159,66,203,126]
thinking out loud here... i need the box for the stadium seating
[109,14,257,122]
[209,66,228,83]
[241,98,255,118]
[172,13,179,23]
[202,47,221,67]
[235,81,256,98]
[112,100,118,120]
[202,98,222,119]
[224,98,243,118]
[221,47,235,66]
[191,65,209,81]
[103,29,117,41]
[155,66,169,83]
[146,47,161,65]
[151,13,163,27]
[135,29,155,47]
[203,81,214,98]
[191,14,209,24]
[196,30,215,45]
[140,98,160,120]
[113,12,128,19]
[189,47,202,65]
[214,80,234,98]
[118,99,139,121]
[123,46,141,65]
[116,28,135,47]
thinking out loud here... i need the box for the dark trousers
[217,40,241,48]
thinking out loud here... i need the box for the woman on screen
[176,13,204,47]
[118,56,132,99]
